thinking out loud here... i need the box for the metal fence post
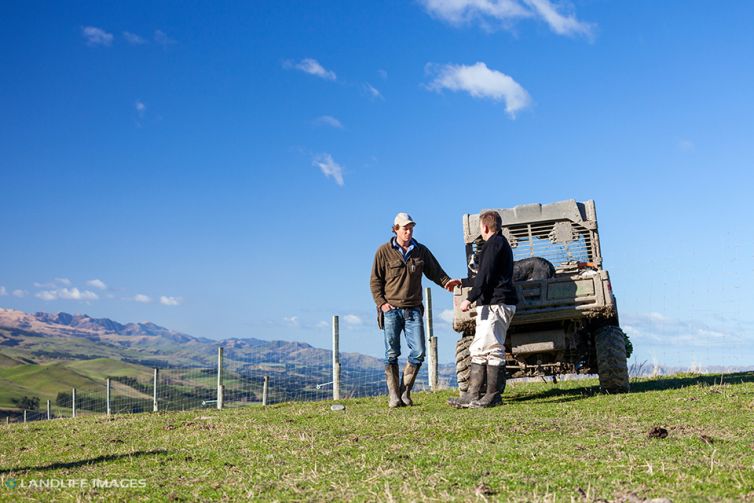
[425,287,438,391]
[217,347,224,410]
[262,376,269,406]
[72,388,76,418]
[23,410,27,423]
[332,315,341,401]
[46,399,51,420]
[153,368,159,412]
[106,378,111,417]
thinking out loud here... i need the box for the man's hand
[381,303,395,313]
[460,299,472,312]
[444,279,461,292]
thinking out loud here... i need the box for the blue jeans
[383,307,425,366]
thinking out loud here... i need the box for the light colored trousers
[470,304,517,366]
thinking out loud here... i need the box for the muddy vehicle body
[453,199,630,393]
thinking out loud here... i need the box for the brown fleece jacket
[370,239,451,309]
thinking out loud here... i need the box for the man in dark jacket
[451,210,518,408]
[370,212,460,408]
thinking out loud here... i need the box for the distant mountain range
[0,307,384,370]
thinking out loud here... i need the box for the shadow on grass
[506,371,754,404]
[0,449,168,475]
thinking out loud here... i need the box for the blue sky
[2,1,753,368]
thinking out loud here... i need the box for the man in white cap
[370,212,461,408]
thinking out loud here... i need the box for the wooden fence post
[425,287,439,391]
[217,347,224,410]
[262,376,269,406]
[153,368,159,412]
[332,315,341,401]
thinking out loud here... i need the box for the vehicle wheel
[595,325,630,393]
[455,336,474,392]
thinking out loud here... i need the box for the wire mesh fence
[1,351,448,424]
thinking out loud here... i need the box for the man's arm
[465,239,500,305]
[370,248,389,308]
[421,246,452,289]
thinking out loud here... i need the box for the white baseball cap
[394,212,416,226]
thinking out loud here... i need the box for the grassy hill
[0,358,154,409]
[1,373,752,501]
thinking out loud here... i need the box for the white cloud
[135,100,146,116]
[132,294,152,303]
[419,0,593,38]
[312,153,345,187]
[12,289,27,298]
[0,286,7,296]
[86,279,107,290]
[82,26,114,47]
[525,0,593,38]
[35,288,99,301]
[677,138,695,152]
[364,83,383,100]
[123,31,146,45]
[427,61,531,118]
[160,296,182,306]
[314,115,343,129]
[34,278,71,288]
[378,69,389,80]
[622,312,746,347]
[440,309,455,324]
[283,316,300,327]
[343,314,363,326]
[284,58,336,81]
[154,30,176,46]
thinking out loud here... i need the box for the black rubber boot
[469,364,503,408]
[385,363,403,408]
[448,362,485,408]
[400,363,420,406]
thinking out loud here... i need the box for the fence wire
[1,349,451,424]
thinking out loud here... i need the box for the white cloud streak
[419,0,593,38]
[0,286,7,296]
[35,288,99,301]
[154,30,176,46]
[622,312,747,347]
[314,115,343,129]
[132,294,152,303]
[86,279,107,290]
[284,58,336,81]
[283,316,300,327]
[343,314,363,326]
[312,153,345,187]
[160,296,182,306]
[427,61,531,118]
[82,26,114,47]
[364,83,383,100]
[123,31,147,45]
[440,309,455,324]
[12,290,27,298]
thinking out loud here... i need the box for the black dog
[512,257,556,282]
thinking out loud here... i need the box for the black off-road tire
[595,325,630,393]
[455,336,474,392]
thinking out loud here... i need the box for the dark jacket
[466,233,518,306]
[370,239,451,309]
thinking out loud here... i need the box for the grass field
[0,372,752,501]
